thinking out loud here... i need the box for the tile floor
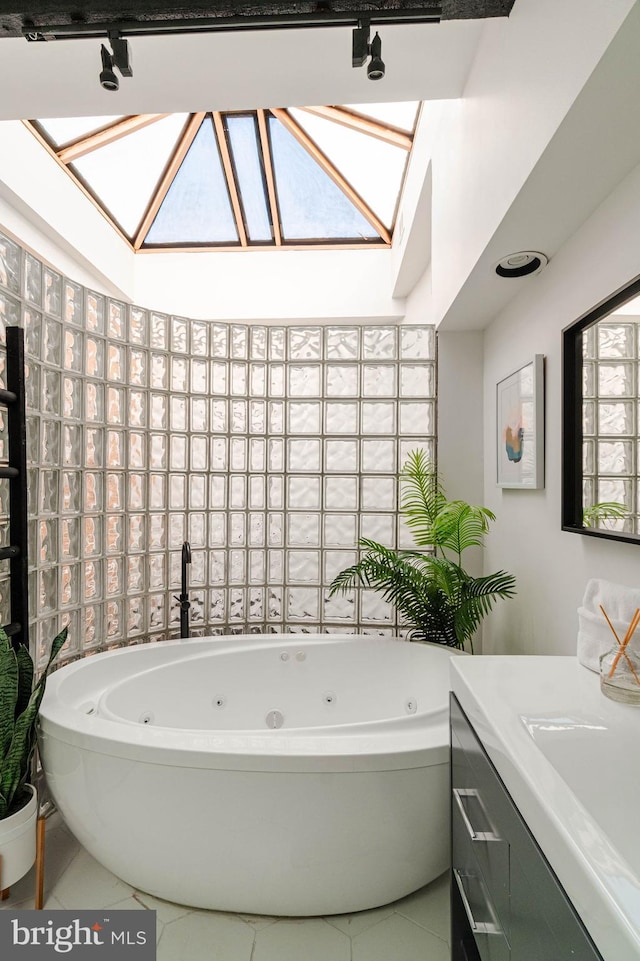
[1,816,451,960]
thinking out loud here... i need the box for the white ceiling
[0,20,483,121]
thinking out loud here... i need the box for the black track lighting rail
[23,7,441,41]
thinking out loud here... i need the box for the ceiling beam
[212,111,248,247]
[57,114,169,163]
[257,109,282,247]
[133,112,206,250]
[298,106,413,150]
[270,107,391,244]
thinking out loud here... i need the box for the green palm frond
[399,449,446,549]
[434,501,496,558]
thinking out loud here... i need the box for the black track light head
[352,22,386,80]
[99,43,119,91]
[367,32,385,80]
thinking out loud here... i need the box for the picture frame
[496,354,544,489]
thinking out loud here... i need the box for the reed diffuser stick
[606,607,640,680]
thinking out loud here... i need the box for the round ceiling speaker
[495,251,548,278]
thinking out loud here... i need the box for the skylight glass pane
[73,115,188,237]
[268,116,378,242]
[291,109,406,230]
[38,116,124,147]
[226,116,272,243]
[343,102,419,133]
[146,117,238,245]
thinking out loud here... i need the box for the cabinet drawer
[450,695,603,961]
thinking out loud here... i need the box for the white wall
[482,160,640,656]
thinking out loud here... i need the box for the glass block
[148,593,166,630]
[24,308,42,358]
[151,353,168,389]
[191,397,208,432]
[43,369,61,413]
[230,550,246,584]
[172,356,188,392]
[86,291,105,333]
[128,432,145,469]
[211,361,228,394]
[288,476,321,509]
[128,388,147,427]
[598,324,634,359]
[64,328,83,372]
[209,513,226,547]
[323,591,355,621]
[211,324,228,358]
[582,363,595,398]
[147,394,166,431]
[269,513,284,547]
[250,475,265,509]
[231,400,247,432]
[192,435,209,471]
[362,401,395,434]
[289,364,320,396]
[106,472,124,511]
[86,382,105,422]
[362,364,396,397]
[209,589,226,622]
[0,233,20,294]
[24,253,42,306]
[230,475,246,509]
[0,291,19,329]
[190,474,207,509]
[149,433,167,469]
[287,587,319,620]
[401,326,435,359]
[150,473,167,509]
[85,335,105,378]
[288,513,321,547]
[82,517,102,557]
[25,361,40,411]
[324,401,358,434]
[231,325,248,359]
[61,471,81,514]
[107,430,125,468]
[108,300,125,339]
[268,401,284,433]
[82,604,103,648]
[211,399,227,432]
[324,476,358,510]
[361,476,396,510]
[211,437,227,470]
[249,587,264,620]
[83,471,103,512]
[169,512,186,548]
[268,476,284,509]
[106,599,124,640]
[43,318,62,366]
[249,550,265,583]
[107,344,124,382]
[128,515,146,552]
[323,550,357,583]
[267,438,283,472]
[231,362,247,395]
[326,327,359,359]
[361,592,393,623]
[362,439,396,473]
[127,596,145,634]
[288,551,320,583]
[230,513,245,546]
[400,438,434,468]
[84,559,102,601]
[400,364,434,397]
[597,440,634,474]
[249,326,267,360]
[324,514,357,547]
[269,328,285,360]
[360,513,395,544]
[399,401,434,434]
[247,401,265,436]
[106,513,124,553]
[149,514,167,550]
[38,519,57,565]
[106,556,124,596]
[210,475,226,508]
[192,320,208,356]
[128,473,146,511]
[249,513,265,546]
[171,316,189,353]
[268,553,284,585]
[207,550,225,585]
[26,417,40,465]
[598,401,634,435]
[583,439,595,474]
[60,564,79,608]
[598,363,634,397]
[250,363,266,397]
[42,419,61,465]
[191,358,208,393]
[39,470,58,513]
[288,401,321,434]
[326,364,359,396]
[145,553,164,592]
[363,326,397,359]
[84,427,103,468]
[42,266,61,317]
[325,439,358,472]
[129,307,147,345]
[289,327,322,360]
[128,348,147,386]
[269,364,285,396]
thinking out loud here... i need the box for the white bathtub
[39,633,457,915]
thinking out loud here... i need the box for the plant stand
[0,813,47,908]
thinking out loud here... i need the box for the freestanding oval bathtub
[39,633,457,915]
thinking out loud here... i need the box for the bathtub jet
[39,633,458,915]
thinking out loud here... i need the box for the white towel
[577,578,640,673]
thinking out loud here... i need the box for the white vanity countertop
[450,655,640,961]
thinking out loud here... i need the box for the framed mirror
[563,275,640,543]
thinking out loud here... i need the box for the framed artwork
[496,354,544,489]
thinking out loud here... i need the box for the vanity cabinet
[450,694,603,961]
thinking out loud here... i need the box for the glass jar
[599,644,640,704]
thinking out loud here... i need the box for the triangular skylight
[26,103,419,253]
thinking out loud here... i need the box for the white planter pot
[0,784,37,889]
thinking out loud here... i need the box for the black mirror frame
[562,273,640,545]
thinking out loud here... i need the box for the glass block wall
[0,230,436,668]
[583,319,639,534]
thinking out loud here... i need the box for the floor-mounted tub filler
[39,634,456,915]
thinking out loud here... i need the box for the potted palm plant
[0,624,67,889]
[329,449,516,651]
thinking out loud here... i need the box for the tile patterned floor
[1,817,451,960]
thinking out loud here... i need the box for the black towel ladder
[1,326,29,650]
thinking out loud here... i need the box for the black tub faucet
[175,541,192,638]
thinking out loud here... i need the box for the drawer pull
[453,787,500,842]
[453,868,502,937]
